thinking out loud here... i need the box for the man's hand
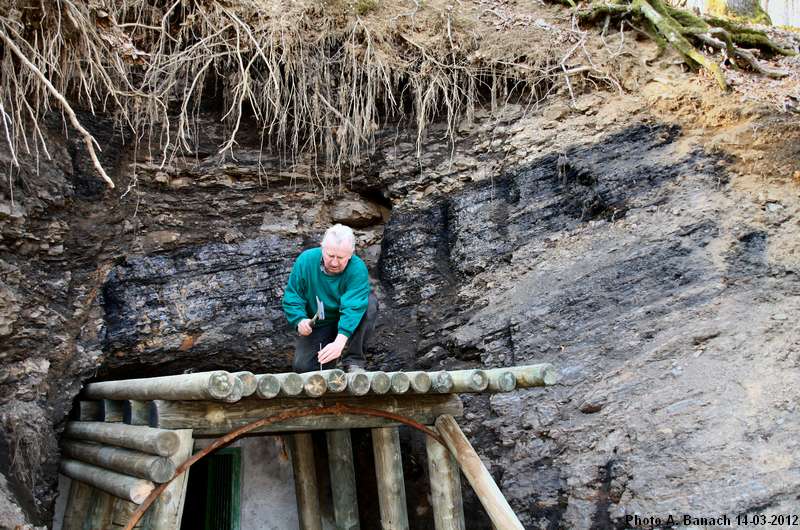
[297,319,313,336]
[318,334,348,364]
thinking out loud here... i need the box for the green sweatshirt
[282,247,370,337]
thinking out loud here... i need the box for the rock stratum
[1,82,799,529]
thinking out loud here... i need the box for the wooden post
[435,415,524,530]
[387,372,411,394]
[100,399,124,422]
[61,479,94,530]
[430,372,454,393]
[369,372,391,394]
[72,400,101,421]
[449,370,489,393]
[83,371,236,401]
[507,364,557,387]
[148,394,464,435]
[326,430,360,530]
[485,370,516,393]
[112,497,152,528]
[425,436,465,530]
[60,459,155,504]
[372,427,409,530]
[149,429,194,530]
[86,489,116,529]
[406,372,432,393]
[232,371,258,397]
[289,433,322,530]
[64,421,181,457]
[123,400,150,426]
[62,440,176,482]
[346,372,370,395]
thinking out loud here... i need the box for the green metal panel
[203,448,241,530]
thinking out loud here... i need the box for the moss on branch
[558,0,796,90]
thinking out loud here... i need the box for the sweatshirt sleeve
[337,261,370,338]
[282,257,309,328]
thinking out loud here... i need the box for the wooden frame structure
[59,364,557,530]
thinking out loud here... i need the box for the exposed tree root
[0,0,574,190]
[564,0,796,90]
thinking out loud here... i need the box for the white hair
[321,224,355,251]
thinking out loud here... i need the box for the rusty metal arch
[123,403,445,530]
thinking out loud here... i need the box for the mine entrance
[181,447,242,530]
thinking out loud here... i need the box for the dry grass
[0,0,608,191]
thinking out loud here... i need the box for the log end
[409,372,432,393]
[155,430,182,457]
[469,370,489,392]
[303,374,327,397]
[234,371,258,397]
[390,372,411,394]
[347,372,370,395]
[492,371,517,392]
[257,374,281,399]
[130,481,156,504]
[207,371,236,400]
[431,372,454,393]
[282,373,305,396]
[222,378,244,403]
[325,369,348,393]
[369,372,391,394]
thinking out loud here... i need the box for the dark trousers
[292,293,378,373]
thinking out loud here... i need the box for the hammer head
[316,296,325,321]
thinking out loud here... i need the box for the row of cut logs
[59,423,185,504]
[81,364,556,402]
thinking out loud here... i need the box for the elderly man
[282,224,378,373]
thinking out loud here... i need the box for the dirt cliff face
[1,80,799,528]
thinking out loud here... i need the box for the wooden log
[302,372,328,397]
[435,415,524,530]
[485,369,516,393]
[83,371,235,401]
[406,372,432,393]
[320,369,347,393]
[289,433,322,530]
[326,430,360,530]
[61,479,94,530]
[148,394,464,436]
[430,372,454,393]
[123,400,149,426]
[62,440,176,483]
[221,376,244,403]
[346,372,370,396]
[508,364,557,387]
[448,370,489,393]
[426,436,466,530]
[149,429,194,530]
[100,399,124,422]
[72,400,101,421]
[372,427,409,530]
[112,497,150,528]
[64,421,181,457]
[369,372,391,394]
[387,372,411,394]
[232,371,257,397]
[87,489,116,529]
[60,459,155,504]
[257,372,305,399]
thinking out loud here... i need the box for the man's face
[322,243,353,274]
